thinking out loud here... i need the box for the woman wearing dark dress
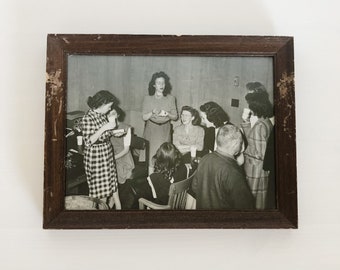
[129,142,190,207]
[141,71,178,174]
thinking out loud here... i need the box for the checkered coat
[82,109,118,199]
[241,118,273,209]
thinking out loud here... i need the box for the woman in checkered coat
[82,90,121,210]
[241,83,273,210]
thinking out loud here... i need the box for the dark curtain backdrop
[67,55,273,136]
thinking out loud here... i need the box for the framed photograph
[44,34,297,229]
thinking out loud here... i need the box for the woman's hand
[103,121,116,131]
[112,129,126,137]
[88,121,116,145]
[242,108,251,122]
[158,110,169,117]
[152,108,161,115]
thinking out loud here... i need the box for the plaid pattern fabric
[241,118,273,209]
[82,109,118,199]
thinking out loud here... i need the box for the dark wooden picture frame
[44,34,297,229]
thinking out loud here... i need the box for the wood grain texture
[44,34,297,229]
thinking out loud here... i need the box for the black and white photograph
[64,55,276,211]
[43,34,296,229]
[4,0,340,269]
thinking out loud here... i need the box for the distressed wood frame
[44,34,297,229]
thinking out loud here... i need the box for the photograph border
[44,34,297,229]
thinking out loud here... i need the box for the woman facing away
[129,142,190,208]
[108,105,135,185]
[81,90,121,210]
[241,82,274,210]
[173,106,204,163]
[141,71,178,174]
[147,142,190,205]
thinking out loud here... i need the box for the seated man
[191,124,255,210]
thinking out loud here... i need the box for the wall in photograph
[67,55,273,135]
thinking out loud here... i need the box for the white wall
[1,0,340,269]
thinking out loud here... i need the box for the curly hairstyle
[87,90,118,109]
[245,88,273,118]
[199,101,229,128]
[245,82,273,118]
[181,105,201,126]
[148,71,172,96]
[153,142,182,182]
[246,82,268,93]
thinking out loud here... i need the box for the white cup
[76,136,83,146]
[190,145,197,158]
[159,110,167,117]
[242,108,251,121]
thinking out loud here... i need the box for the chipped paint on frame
[277,72,295,135]
[46,69,64,140]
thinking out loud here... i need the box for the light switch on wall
[234,76,239,87]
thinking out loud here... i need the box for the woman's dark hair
[148,71,172,96]
[87,90,118,109]
[181,106,201,126]
[246,82,269,96]
[153,142,182,181]
[199,101,229,128]
[110,104,126,122]
[245,90,273,118]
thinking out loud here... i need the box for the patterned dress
[82,109,118,199]
[241,118,273,209]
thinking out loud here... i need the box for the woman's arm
[115,146,129,159]
[240,108,251,137]
[173,127,190,154]
[82,116,116,147]
[245,123,269,161]
[252,124,270,160]
[143,109,160,121]
[142,111,153,121]
[167,95,178,121]
[165,109,177,121]
[195,127,205,151]
[114,127,131,159]
[142,96,159,121]
[89,122,116,144]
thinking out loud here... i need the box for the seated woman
[108,106,135,185]
[128,142,191,207]
[173,106,204,163]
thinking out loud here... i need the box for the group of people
[80,71,274,210]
